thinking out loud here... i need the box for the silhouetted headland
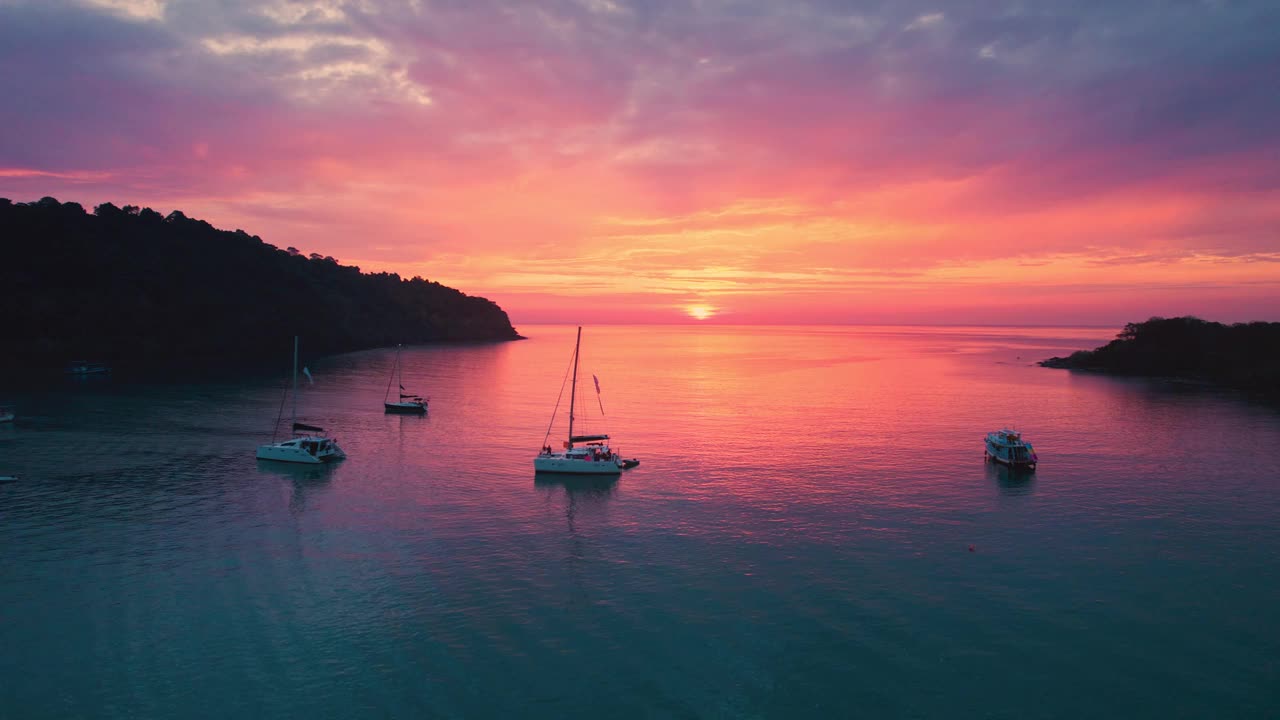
[1,196,522,373]
[1040,316,1280,400]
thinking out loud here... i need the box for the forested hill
[1040,316,1280,400]
[1,196,521,372]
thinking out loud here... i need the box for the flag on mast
[302,366,314,385]
[593,374,601,394]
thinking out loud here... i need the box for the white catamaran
[256,336,346,464]
[384,344,428,414]
[534,326,639,475]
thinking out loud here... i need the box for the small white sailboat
[256,337,346,464]
[534,326,638,475]
[384,344,427,414]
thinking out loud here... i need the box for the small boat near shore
[985,429,1037,470]
[383,344,428,414]
[256,337,346,465]
[0,405,14,423]
[0,474,18,483]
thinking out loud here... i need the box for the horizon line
[509,321,1127,329]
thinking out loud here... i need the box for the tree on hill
[0,196,521,371]
[1041,316,1280,399]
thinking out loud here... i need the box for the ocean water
[1,325,1278,719]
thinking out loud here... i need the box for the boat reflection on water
[534,472,618,494]
[535,472,617,535]
[984,458,1035,495]
[256,458,336,512]
[256,459,333,482]
[385,410,429,430]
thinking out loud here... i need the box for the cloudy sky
[2,0,1278,324]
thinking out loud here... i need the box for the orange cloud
[3,0,1278,325]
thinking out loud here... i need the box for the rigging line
[271,376,288,444]
[384,345,398,403]
[541,340,577,447]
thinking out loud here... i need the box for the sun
[685,304,716,320]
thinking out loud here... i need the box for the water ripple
[2,326,1278,717]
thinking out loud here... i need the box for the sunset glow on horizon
[685,305,716,321]
[2,0,1278,326]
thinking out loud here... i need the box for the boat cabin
[564,446,614,462]
[985,429,1038,468]
[568,434,614,458]
[282,437,334,457]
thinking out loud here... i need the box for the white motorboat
[984,429,1037,470]
[383,344,427,414]
[533,327,638,475]
[256,337,346,464]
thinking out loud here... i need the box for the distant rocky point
[1040,316,1280,400]
[1,196,521,372]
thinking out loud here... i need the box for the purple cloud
[2,0,1278,323]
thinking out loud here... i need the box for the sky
[2,0,1278,326]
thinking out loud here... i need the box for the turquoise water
[1,325,1278,718]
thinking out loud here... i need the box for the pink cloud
[3,0,1279,324]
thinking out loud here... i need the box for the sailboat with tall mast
[256,336,346,464]
[384,344,428,414]
[534,327,638,475]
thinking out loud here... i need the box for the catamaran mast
[385,344,400,403]
[292,335,299,430]
[568,326,581,446]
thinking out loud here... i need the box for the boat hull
[987,455,1036,470]
[256,442,345,464]
[985,441,1036,470]
[533,456,623,475]
[384,402,427,414]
